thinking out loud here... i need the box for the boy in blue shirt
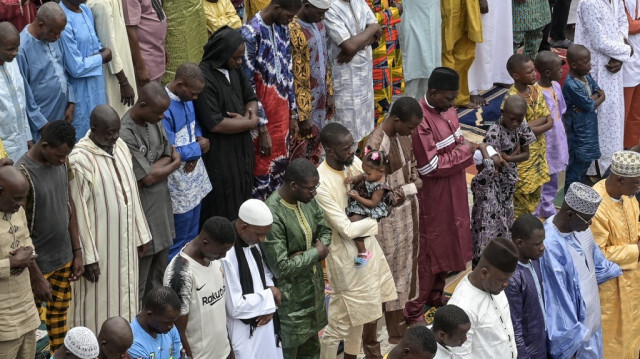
[129,286,184,359]
[563,44,606,192]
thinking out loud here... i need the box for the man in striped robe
[405,67,474,325]
[68,104,151,333]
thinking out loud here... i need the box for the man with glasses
[540,181,621,359]
[262,158,331,359]
[590,150,640,358]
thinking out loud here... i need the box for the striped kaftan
[68,133,151,333]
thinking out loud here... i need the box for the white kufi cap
[308,0,332,9]
[64,327,99,359]
[238,199,273,226]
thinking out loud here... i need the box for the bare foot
[470,94,488,107]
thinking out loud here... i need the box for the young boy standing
[472,96,535,266]
[563,44,606,192]
[505,213,548,359]
[504,54,553,218]
[431,304,471,359]
[534,51,568,219]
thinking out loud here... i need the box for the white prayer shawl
[623,0,640,87]
[468,0,514,93]
[68,134,151,333]
[575,0,632,174]
[448,275,518,359]
[0,60,31,162]
[324,0,376,143]
[315,159,397,327]
[221,245,283,359]
[87,0,138,117]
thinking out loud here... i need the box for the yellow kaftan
[591,179,640,359]
[441,0,483,106]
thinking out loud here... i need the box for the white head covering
[308,0,332,9]
[238,199,273,226]
[64,327,99,359]
[610,150,640,177]
[473,145,498,165]
[565,182,602,215]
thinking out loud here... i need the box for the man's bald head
[89,105,121,150]
[0,22,19,64]
[138,81,170,107]
[135,82,171,124]
[32,3,67,43]
[0,166,28,213]
[98,317,133,359]
[0,22,18,43]
[90,104,120,129]
[36,2,66,23]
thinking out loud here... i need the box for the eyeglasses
[573,212,592,226]
[297,183,320,193]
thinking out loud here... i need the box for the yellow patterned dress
[502,84,550,217]
[245,0,269,21]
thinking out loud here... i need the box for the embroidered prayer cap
[238,199,274,226]
[308,0,332,9]
[610,150,640,177]
[565,182,602,215]
[473,145,497,165]
[64,327,99,359]
[428,67,459,91]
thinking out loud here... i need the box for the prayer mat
[458,86,509,144]
[35,322,50,358]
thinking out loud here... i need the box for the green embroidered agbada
[262,191,331,349]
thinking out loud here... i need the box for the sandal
[354,250,372,268]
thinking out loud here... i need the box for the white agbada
[468,0,514,94]
[68,135,151,333]
[221,243,283,359]
[324,0,376,143]
[575,0,632,174]
[87,0,137,118]
[448,275,517,359]
[434,341,453,359]
[623,0,640,88]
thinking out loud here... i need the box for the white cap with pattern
[308,0,332,9]
[565,182,602,215]
[610,150,640,177]
[64,327,99,359]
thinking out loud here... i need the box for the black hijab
[202,25,245,68]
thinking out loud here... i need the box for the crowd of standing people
[1,0,640,358]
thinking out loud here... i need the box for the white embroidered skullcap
[473,145,498,165]
[238,199,273,226]
[610,150,640,177]
[308,0,332,9]
[565,182,602,215]
[64,327,99,359]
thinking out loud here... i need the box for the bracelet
[72,247,82,252]
[290,114,299,121]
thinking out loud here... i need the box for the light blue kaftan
[540,217,622,359]
[18,25,75,142]
[0,59,31,161]
[60,2,106,141]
